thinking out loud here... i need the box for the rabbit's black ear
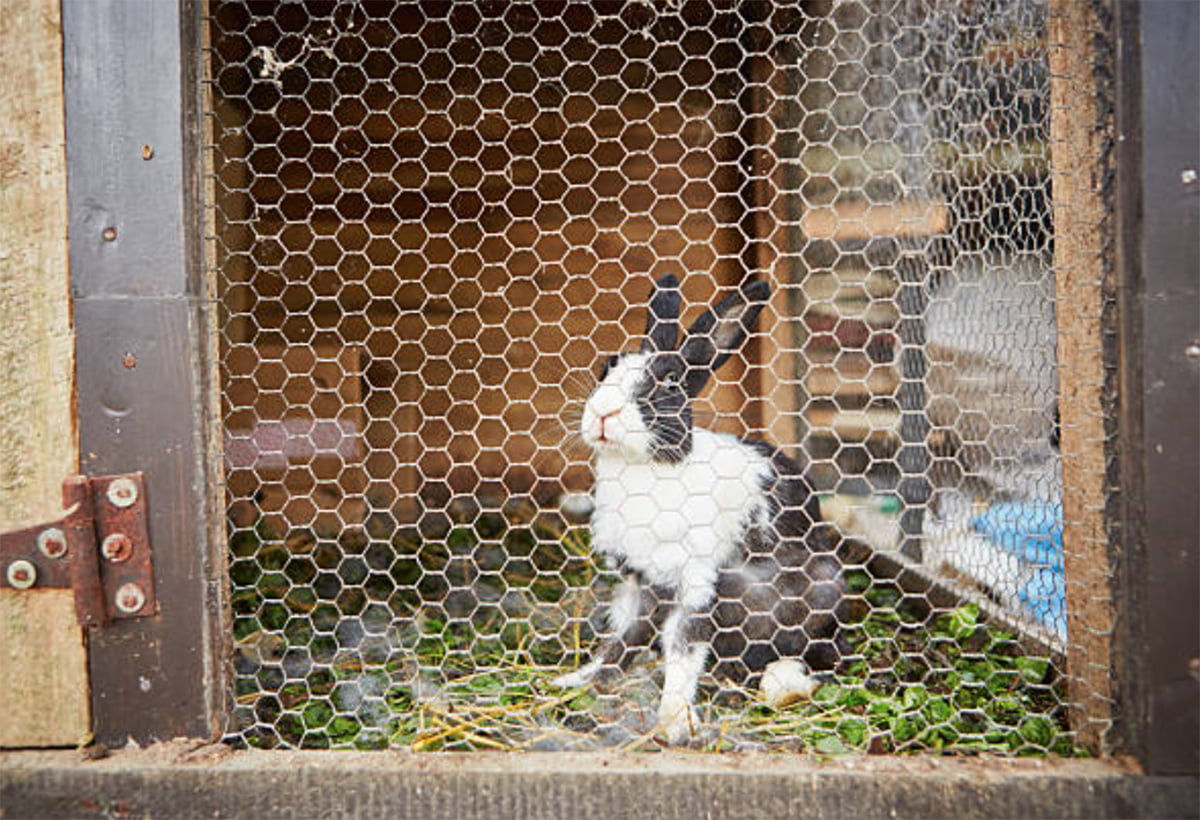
[641,273,682,353]
[679,280,770,396]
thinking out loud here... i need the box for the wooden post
[64,0,227,744]
[0,0,90,747]
[738,7,793,447]
[1048,0,1116,754]
[1114,0,1200,774]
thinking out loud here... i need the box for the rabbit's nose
[598,411,619,441]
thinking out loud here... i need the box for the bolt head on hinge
[6,560,37,589]
[106,478,138,508]
[115,582,146,614]
[37,527,67,559]
[101,533,133,563]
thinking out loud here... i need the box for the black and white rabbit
[551,273,843,744]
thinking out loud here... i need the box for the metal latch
[0,473,157,626]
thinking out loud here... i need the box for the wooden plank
[0,0,90,747]
[64,0,226,744]
[801,269,899,303]
[806,407,900,441]
[798,141,1050,183]
[751,58,798,452]
[1047,0,1116,755]
[800,198,948,242]
[806,365,898,398]
[760,282,800,449]
[0,593,90,748]
[1114,1,1200,774]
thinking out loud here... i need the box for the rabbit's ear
[641,273,682,353]
[680,280,770,396]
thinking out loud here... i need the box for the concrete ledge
[2,745,1197,819]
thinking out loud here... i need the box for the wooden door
[0,0,90,748]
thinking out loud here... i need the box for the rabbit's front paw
[656,693,697,745]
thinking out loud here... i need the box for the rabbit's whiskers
[562,371,597,400]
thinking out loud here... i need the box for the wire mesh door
[205,0,1092,752]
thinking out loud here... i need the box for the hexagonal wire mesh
[203,0,1098,752]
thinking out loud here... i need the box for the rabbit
[550,273,843,744]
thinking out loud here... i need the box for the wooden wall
[211,5,758,522]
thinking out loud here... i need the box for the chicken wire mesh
[203,0,1108,753]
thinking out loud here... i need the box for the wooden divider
[1048,0,1116,754]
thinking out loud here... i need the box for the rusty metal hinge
[0,473,157,626]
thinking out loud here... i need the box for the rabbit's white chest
[590,429,772,593]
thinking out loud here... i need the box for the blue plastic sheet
[971,501,1065,637]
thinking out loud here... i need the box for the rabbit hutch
[0,0,1197,815]
[205,0,1106,755]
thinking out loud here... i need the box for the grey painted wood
[1118,0,1200,776]
[1,751,1197,820]
[62,0,225,744]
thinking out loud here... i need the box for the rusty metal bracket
[0,473,157,626]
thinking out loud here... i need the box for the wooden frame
[62,0,227,744]
[1111,0,1200,776]
[44,0,1198,776]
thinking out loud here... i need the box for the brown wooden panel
[0,0,89,748]
[0,592,90,748]
[221,63,752,510]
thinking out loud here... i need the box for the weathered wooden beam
[800,199,949,242]
[0,0,90,749]
[1047,0,1117,754]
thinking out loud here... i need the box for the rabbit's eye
[663,372,679,388]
